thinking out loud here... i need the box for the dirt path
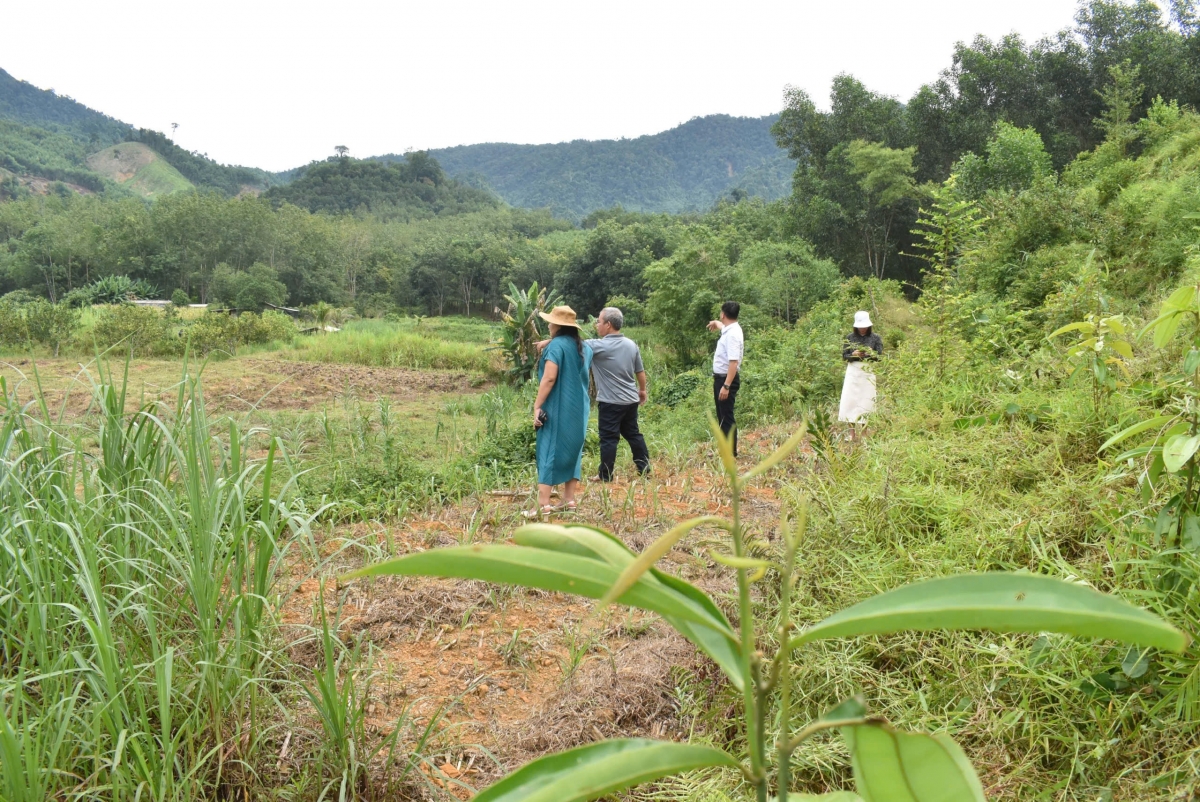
[283,429,794,796]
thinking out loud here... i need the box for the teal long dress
[536,335,592,486]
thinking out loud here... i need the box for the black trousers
[713,373,740,456]
[597,402,650,480]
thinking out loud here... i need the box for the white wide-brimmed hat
[853,310,872,328]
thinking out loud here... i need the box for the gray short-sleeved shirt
[586,334,644,405]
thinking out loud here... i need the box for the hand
[853,349,863,357]
[534,339,550,353]
[533,407,544,428]
[638,389,648,405]
[719,385,730,401]
[706,320,722,332]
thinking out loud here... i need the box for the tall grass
[0,360,316,800]
[290,319,497,373]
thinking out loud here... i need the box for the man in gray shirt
[587,307,650,480]
[536,306,650,480]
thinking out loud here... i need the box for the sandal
[522,504,557,520]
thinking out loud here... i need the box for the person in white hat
[838,310,883,428]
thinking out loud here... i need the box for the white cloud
[6,0,1081,171]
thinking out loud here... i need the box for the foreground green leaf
[597,515,725,610]
[843,723,984,802]
[786,794,863,801]
[513,524,747,690]
[473,738,740,802]
[347,544,733,637]
[792,573,1188,651]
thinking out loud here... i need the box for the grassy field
[3,303,1198,801]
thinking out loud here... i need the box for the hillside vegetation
[87,142,194,197]
[0,68,273,198]
[417,113,793,220]
[264,152,499,221]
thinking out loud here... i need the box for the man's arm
[706,320,725,333]
[636,370,648,405]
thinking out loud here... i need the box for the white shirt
[712,321,744,375]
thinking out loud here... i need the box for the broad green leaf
[1164,284,1197,312]
[1121,646,1150,679]
[515,523,640,569]
[598,515,726,610]
[473,738,740,802]
[1109,340,1133,359]
[1152,310,1186,349]
[786,794,863,801]
[1099,415,1175,453]
[1163,433,1200,473]
[1049,321,1095,338]
[347,545,732,636]
[843,723,985,802]
[514,523,747,690]
[743,424,808,479]
[1104,317,1127,335]
[791,573,1188,652]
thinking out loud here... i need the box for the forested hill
[0,68,273,197]
[262,153,500,220]
[380,114,795,220]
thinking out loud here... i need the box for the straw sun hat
[539,305,579,327]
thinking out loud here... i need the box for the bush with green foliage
[90,304,172,355]
[208,263,288,311]
[22,299,79,356]
[172,288,190,306]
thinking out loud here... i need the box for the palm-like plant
[492,281,560,385]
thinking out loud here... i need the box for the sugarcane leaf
[742,424,808,479]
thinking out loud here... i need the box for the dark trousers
[713,373,740,456]
[597,402,650,480]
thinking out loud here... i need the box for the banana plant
[491,281,561,385]
[348,423,1187,801]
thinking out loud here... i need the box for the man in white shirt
[706,301,744,456]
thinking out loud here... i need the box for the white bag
[838,362,876,423]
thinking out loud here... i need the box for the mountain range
[0,67,793,217]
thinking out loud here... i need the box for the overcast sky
[6,0,1084,172]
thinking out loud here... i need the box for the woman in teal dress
[527,305,592,519]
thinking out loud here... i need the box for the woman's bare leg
[538,484,553,508]
[562,478,580,506]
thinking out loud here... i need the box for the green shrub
[0,299,28,346]
[91,304,172,355]
[172,288,191,307]
[183,311,296,355]
[23,300,80,356]
[209,263,288,311]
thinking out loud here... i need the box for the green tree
[845,140,921,279]
[737,240,839,323]
[209,262,288,310]
[954,122,1054,199]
